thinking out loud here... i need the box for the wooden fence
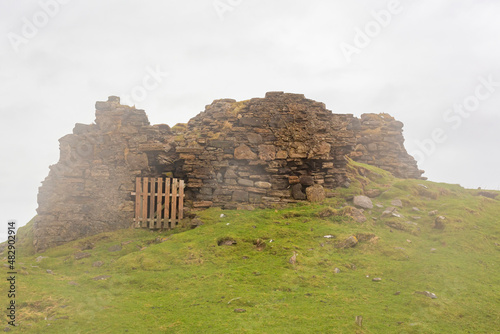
[132,177,185,229]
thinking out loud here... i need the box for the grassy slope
[2,161,500,333]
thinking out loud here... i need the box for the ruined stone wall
[33,92,423,252]
[350,113,424,179]
[34,97,174,252]
[174,92,356,210]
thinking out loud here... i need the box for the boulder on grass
[353,195,373,209]
[306,185,325,202]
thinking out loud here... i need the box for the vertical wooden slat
[149,178,156,229]
[134,177,184,230]
[156,177,163,229]
[163,178,171,228]
[171,178,178,228]
[134,177,142,228]
[178,180,184,220]
[141,177,149,228]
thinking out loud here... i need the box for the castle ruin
[33,92,424,252]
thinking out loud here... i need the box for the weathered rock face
[34,92,424,252]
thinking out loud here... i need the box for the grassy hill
[2,161,500,333]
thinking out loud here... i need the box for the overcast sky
[1,0,499,241]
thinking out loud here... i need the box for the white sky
[1,0,499,241]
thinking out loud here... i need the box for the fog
[1,0,499,241]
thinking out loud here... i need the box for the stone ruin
[33,92,424,252]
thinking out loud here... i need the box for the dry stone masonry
[350,113,424,179]
[33,92,423,252]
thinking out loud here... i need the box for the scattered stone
[355,315,363,327]
[36,256,46,262]
[334,268,341,274]
[394,291,401,295]
[79,241,95,251]
[391,199,403,207]
[92,275,112,281]
[430,248,437,252]
[155,237,170,243]
[365,189,382,198]
[46,269,53,274]
[348,208,367,223]
[434,216,446,229]
[220,214,226,218]
[218,238,237,246]
[108,244,122,252]
[190,218,204,229]
[306,185,325,202]
[317,207,337,218]
[234,309,246,313]
[375,204,384,208]
[381,207,396,217]
[415,291,437,299]
[68,281,78,286]
[288,252,298,265]
[418,184,428,189]
[406,239,412,243]
[253,239,266,250]
[372,277,382,282]
[74,252,91,260]
[121,241,133,246]
[411,216,421,220]
[386,221,409,232]
[353,195,373,209]
[428,210,439,216]
[412,207,420,212]
[336,236,358,249]
[92,261,104,268]
[355,233,377,242]
[324,235,335,239]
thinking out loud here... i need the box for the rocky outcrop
[33,92,424,252]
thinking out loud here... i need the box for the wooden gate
[132,177,185,229]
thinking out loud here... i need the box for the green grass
[2,161,500,333]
